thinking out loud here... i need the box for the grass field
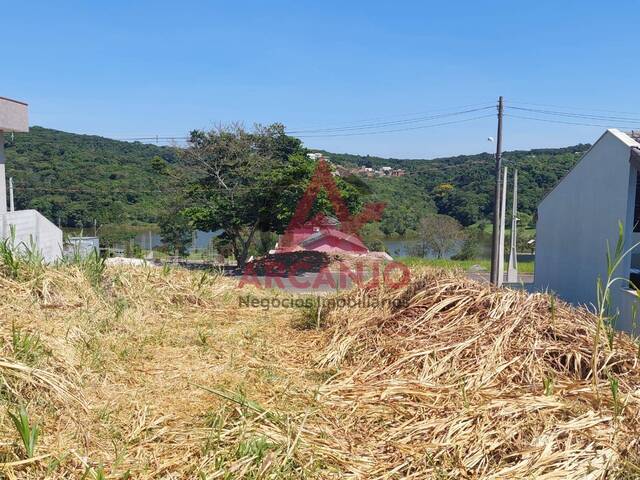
[398,256,535,274]
[0,259,637,478]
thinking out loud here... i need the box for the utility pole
[0,132,6,214]
[507,169,519,283]
[490,96,504,285]
[8,177,14,212]
[497,167,508,286]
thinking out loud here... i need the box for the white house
[535,129,640,331]
[0,97,62,262]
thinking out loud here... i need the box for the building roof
[300,228,367,249]
[301,213,340,227]
[538,129,640,208]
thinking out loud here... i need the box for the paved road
[467,271,534,285]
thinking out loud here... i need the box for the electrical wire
[506,106,640,124]
[504,113,640,129]
[508,100,640,116]
[283,100,496,130]
[286,106,495,133]
[292,114,496,138]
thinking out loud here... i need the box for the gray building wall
[535,129,639,329]
[0,210,63,262]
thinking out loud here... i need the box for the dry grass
[0,264,330,478]
[317,269,640,478]
[0,263,638,478]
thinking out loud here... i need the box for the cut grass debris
[0,258,636,478]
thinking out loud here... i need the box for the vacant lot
[0,262,638,478]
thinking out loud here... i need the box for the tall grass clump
[0,226,45,280]
[592,222,640,391]
[62,244,105,288]
[8,405,40,459]
[11,322,45,366]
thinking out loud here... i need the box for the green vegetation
[5,127,175,227]
[8,405,40,459]
[326,144,588,232]
[399,256,535,274]
[4,126,586,252]
[175,124,361,268]
[363,176,435,236]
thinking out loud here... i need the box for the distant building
[307,152,324,161]
[65,236,100,259]
[272,214,369,255]
[352,165,406,178]
[333,165,351,177]
[0,97,63,262]
[535,129,640,331]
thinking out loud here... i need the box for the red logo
[238,159,410,291]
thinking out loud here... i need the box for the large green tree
[179,123,360,268]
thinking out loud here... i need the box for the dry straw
[317,269,640,478]
[0,262,638,478]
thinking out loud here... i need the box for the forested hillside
[3,126,587,231]
[4,127,176,226]
[325,145,589,233]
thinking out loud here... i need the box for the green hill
[4,127,176,227]
[3,126,587,232]
[324,145,589,233]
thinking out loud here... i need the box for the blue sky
[3,0,640,158]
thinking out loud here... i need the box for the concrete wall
[0,97,28,132]
[0,210,63,262]
[535,129,640,329]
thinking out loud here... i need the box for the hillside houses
[355,165,406,177]
[306,152,406,178]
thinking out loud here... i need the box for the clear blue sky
[3,0,640,158]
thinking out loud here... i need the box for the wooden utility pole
[490,96,504,285]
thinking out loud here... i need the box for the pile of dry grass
[0,262,330,478]
[316,269,640,478]
[1,261,639,478]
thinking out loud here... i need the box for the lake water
[64,227,223,253]
[72,226,512,261]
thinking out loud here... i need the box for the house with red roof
[271,214,369,255]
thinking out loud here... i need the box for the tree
[417,214,466,259]
[452,225,483,260]
[180,123,361,268]
[516,229,535,254]
[158,207,192,256]
[360,222,387,252]
[433,185,482,226]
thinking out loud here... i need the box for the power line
[506,106,640,124]
[9,100,640,147]
[292,114,496,138]
[504,113,640,129]
[284,101,495,130]
[286,106,494,133]
[509,100,640,116]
